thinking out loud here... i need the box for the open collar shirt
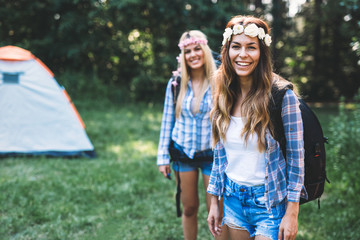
[207,89,308,211]
[157,78,213,166]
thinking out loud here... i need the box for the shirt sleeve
[281,90,305,202]
[157,79,176,165]
[207,141,221,196]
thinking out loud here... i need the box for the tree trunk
[313,0,322,79]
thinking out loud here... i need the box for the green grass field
[0,100,357,239]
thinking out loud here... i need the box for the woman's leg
[254,235,271,240]
[176,170,199,240]
[202,174,229,240]
[228,228,254,240]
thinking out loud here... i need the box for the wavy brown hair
[211,15,273,151]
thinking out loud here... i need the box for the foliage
[0,0,251,102]
[327,90,360,195]
[297,90,360,239]
[0,0,359,101]
[283,0,360,101]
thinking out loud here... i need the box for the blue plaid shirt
[207,90,308,211]
[157,78,213,165]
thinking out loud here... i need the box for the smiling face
[184,44,205,70]
[229,34,260,81]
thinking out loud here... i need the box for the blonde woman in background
[157,30,228,240]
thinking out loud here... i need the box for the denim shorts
[222,177,286,240]
[170,141,213,176]
[171,160,213,176]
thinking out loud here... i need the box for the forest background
[1,0,360,103]
[1,0,360,239]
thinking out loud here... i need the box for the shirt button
[240,188,246,192]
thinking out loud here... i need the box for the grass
[0,99,357,239]
[0,100,207,240]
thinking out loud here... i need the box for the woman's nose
[239,47,247,57]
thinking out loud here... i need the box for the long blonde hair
[211,16,273,152]
[175,30,217,118]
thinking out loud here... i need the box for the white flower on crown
[222,28,233,45]
[258,28,266,40]
[232,24,244,35]
[221,23,272,47]
[264,34,272,46]
[223,28,233,41]
[244,23,259,38]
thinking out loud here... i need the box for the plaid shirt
[157,78,213,165]
[207,90,308,211]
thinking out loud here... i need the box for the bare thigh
[228,228,254,240]
[255,235,271,240]
[176,170,199,213]
[228,228,272,240]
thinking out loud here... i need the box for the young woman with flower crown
[157,30,228,240]
[207,16,307,240]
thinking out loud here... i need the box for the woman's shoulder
[269,74,301,111]
[271,74,293,91]
[165,76,179,90]
[271,74,301,98]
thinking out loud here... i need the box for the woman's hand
[158,165,171,178]
[207,196,222,237]
[278,201,299,240]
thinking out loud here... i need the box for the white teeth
[237,62,250,66]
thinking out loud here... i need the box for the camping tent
[0,45,95,157]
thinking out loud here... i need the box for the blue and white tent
[0,45,95,157]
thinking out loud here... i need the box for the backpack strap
[175,167,182,217]
[171,75,181,109]
[268,81,294,159]
[170,76,182,217]
[211,50,222,68]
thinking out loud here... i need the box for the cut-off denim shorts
[172,160,213,176]
[170,141,213,176]
[222,177,286,240]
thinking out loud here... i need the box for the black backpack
[269,81,330,208]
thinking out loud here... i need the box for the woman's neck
[238,76,253,97]
[190,68,205,83]
[190,68,206,98]
[231,76,253,117]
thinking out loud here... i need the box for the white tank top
[224,116,266,186]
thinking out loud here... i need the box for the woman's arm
[207,195,222,237]
[278,201,299,240]
[207,141,222,196]
[279,90,304,239]
[158,165,171,178]
[157,79,176,166]
[281,89,305,201]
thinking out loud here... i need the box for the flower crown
[222,23,272,47]
[178,37,208,50]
